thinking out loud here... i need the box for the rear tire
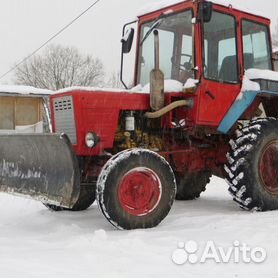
[225,118,278,211]
[96,149,176,230]
[44,183,95,212]
[175,171,211,200]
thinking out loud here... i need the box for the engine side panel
[51,90,150,156]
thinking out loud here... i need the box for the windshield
[137,10,193,86]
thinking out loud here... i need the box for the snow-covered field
[0,176,277,278]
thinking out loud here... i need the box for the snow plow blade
[0,134,80,208]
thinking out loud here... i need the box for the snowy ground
[0,176,277,278]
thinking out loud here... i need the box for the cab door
[197,9,241,126]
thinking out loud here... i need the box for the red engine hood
[51,89,150,110]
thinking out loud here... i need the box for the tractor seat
[219,55,238,83]
[243,53,254,70]
[219,54,255,82]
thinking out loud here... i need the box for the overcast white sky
[0,0,277,85]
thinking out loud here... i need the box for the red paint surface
[259,141,278,196]
[118,167,162,216]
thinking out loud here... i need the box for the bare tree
[14,44,104,90]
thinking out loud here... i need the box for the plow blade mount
[0,134,80,208]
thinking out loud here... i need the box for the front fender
[217,90,278,134]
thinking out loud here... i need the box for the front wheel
[96,149,176,230]
[225,118,278,211]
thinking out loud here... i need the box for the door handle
[205,91,215,100]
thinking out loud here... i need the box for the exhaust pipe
[150,30,164,111]
[145,99,194,119]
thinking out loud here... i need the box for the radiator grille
[53,96,77,144]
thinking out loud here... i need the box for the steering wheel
[171,54,193,71]
[179,54,192,71]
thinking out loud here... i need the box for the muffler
[150,29,165,111]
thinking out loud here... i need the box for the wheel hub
[118,167,162,216]
[259,140,278,196]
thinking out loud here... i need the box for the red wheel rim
[118,167,162,216]
[259,140,278,196]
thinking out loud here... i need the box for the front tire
[96,149,176,230]
[175,171,211,200]
[225,118,278,211]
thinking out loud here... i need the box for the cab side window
[203,11,238,83]
[242,20,272,70]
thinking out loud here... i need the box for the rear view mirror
[121,28,135,54]
[198,1,213,23]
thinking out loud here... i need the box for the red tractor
[1,0,278,229]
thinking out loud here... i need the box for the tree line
[14,44,121,90]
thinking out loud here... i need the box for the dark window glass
[204,11,238,83]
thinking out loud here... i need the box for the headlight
[85,132,98,148]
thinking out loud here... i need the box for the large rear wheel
[96,149,176,230]
[225,118,278,211]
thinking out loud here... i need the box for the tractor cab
[121,0,273,128]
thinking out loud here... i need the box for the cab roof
[137,0,270,21]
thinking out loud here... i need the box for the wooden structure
[0,86,52,133]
